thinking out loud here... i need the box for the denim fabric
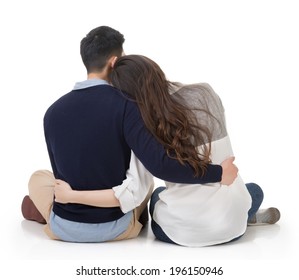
[246,183,264,221]
[150,187,176,244]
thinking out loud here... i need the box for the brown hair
[110,55,212,177]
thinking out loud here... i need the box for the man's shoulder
[44,85,134,119]
[48,85,127,106]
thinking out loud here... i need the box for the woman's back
[153,83,252,246]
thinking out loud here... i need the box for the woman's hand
[54,179,74,204]
[53,179,120,208]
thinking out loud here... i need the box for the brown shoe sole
[21,195,46,224]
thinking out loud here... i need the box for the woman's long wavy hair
[110,55,212,177]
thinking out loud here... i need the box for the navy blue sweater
[44,85,222,223]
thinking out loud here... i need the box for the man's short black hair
[80,26,125,73]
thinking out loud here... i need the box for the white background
[0,0,298,279]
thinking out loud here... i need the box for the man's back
[44,83,130,223]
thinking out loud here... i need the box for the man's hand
[220,156,238,186]
[54,179,74,204]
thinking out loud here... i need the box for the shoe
[21,195,46,224]
[248,207,280,225]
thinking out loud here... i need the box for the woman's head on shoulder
[110,54,170,101]
[110,54,213,177]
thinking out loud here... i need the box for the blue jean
[149,183,264,245]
